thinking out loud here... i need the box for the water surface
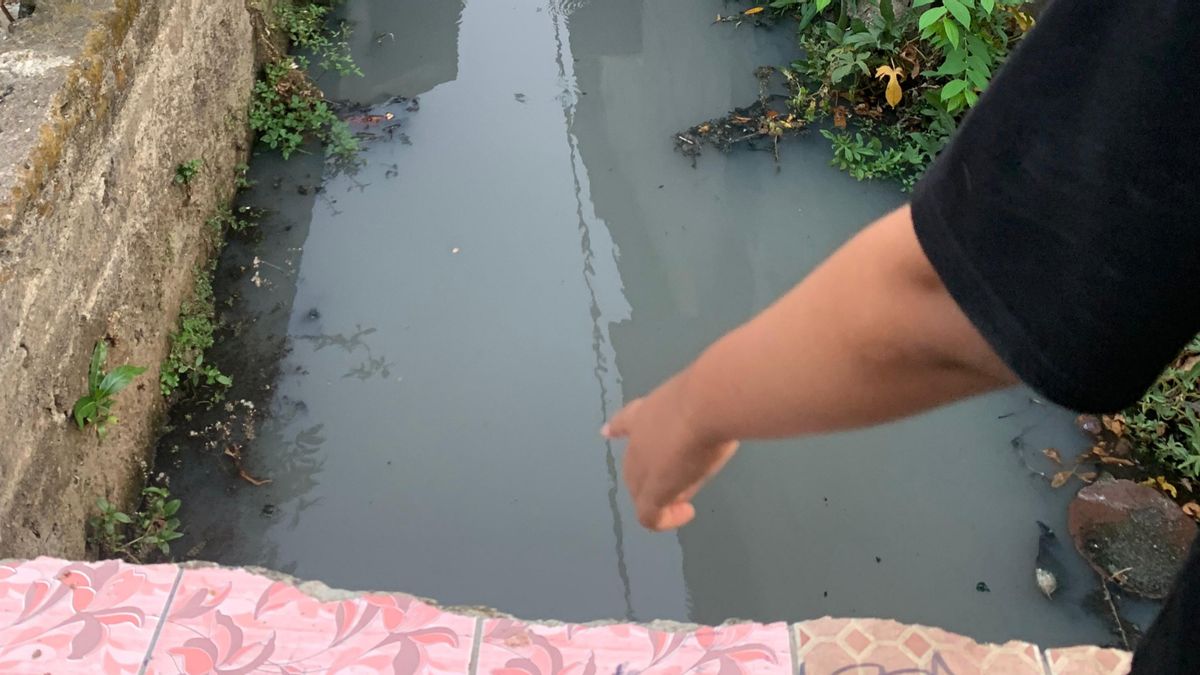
[162,0,1134,648]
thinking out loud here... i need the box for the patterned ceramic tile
[794,617,1043,675]
[142,565,476,674]
[0,556,179,675]
[1045,646,1132,675]
[478,617,792,675]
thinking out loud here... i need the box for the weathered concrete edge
[0,0,274,558]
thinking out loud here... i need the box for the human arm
[606,0,1200,532]
[604,205,1017,531]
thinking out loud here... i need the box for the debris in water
[1085,574,1141,649]
[451,247,461,254]
[514,93,526,103]
[225,444,272,487]
[1036,568,1058,599]
[976,582,990,593]
[344,112,395,126]
[674,98,805,165]
[1076,414,1103,436]
[674,67,806,166]
[1035,521,1066,600]
[239,468,272,487]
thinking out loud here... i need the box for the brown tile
[794,617,1043,674]
[1045,646,1132,675]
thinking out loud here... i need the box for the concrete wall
[0,0,267,557]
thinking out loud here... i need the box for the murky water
[161,0,1147,648]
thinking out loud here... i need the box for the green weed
[207,205,262,236]
[161,263,232,399]
[276,2,362,77]
[1120,336,1200,479]
[173,158,203,186]
[248,1,361,161]
[72,341,146,440]
[249,59,358,161]
[88,487,183,561]
[234,163,256,190]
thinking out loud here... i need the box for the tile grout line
[1039,645,1054,675]
[788,622,800,675]
[137,566,184,675]
[467,616,484,675]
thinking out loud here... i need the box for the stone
[1068,479,1198,598]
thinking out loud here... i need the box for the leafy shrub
[768,0,1033,187]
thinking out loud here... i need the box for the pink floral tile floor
[0,558,1132,674]
[477,617,792,675]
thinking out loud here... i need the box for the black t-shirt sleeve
[911,0,1200,413]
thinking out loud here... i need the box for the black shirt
[912,0,1200,414]
[910,0,1200,669]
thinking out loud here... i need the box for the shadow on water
[158,0,1156,649]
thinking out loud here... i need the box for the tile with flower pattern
[0,557,179,675]
[478,617,792,674]
[142,565,476,674]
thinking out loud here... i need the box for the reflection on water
[160,0,1133,648]
[325,0,463,103]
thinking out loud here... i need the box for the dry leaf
[1078,472,1098,482]
[1050,471,1073,488]
[1101,414,1126,437]
[1090,443,1110,458]
[1099,456,1135,466]
[238,468,272,487]
[1042,447,1063,465]
[765,109,779,119]
[833,106,848,128]
[743,6,765,15]
[1183,502,1200,520]
[1160,477,1179,499]
[874,65,904,108]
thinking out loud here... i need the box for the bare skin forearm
[676,205,1017,444]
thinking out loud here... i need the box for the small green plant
[234,163,255,190]
[161,264,232,399]
[130,487,184,556]
[88,487,183,561]
[90,496,132,554]
[174,158,203,185]
[72,342,146,440]
[1120,336,1200,479]
[249,59,359,161]
[207,205,261,236]
[276,2,362,77]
